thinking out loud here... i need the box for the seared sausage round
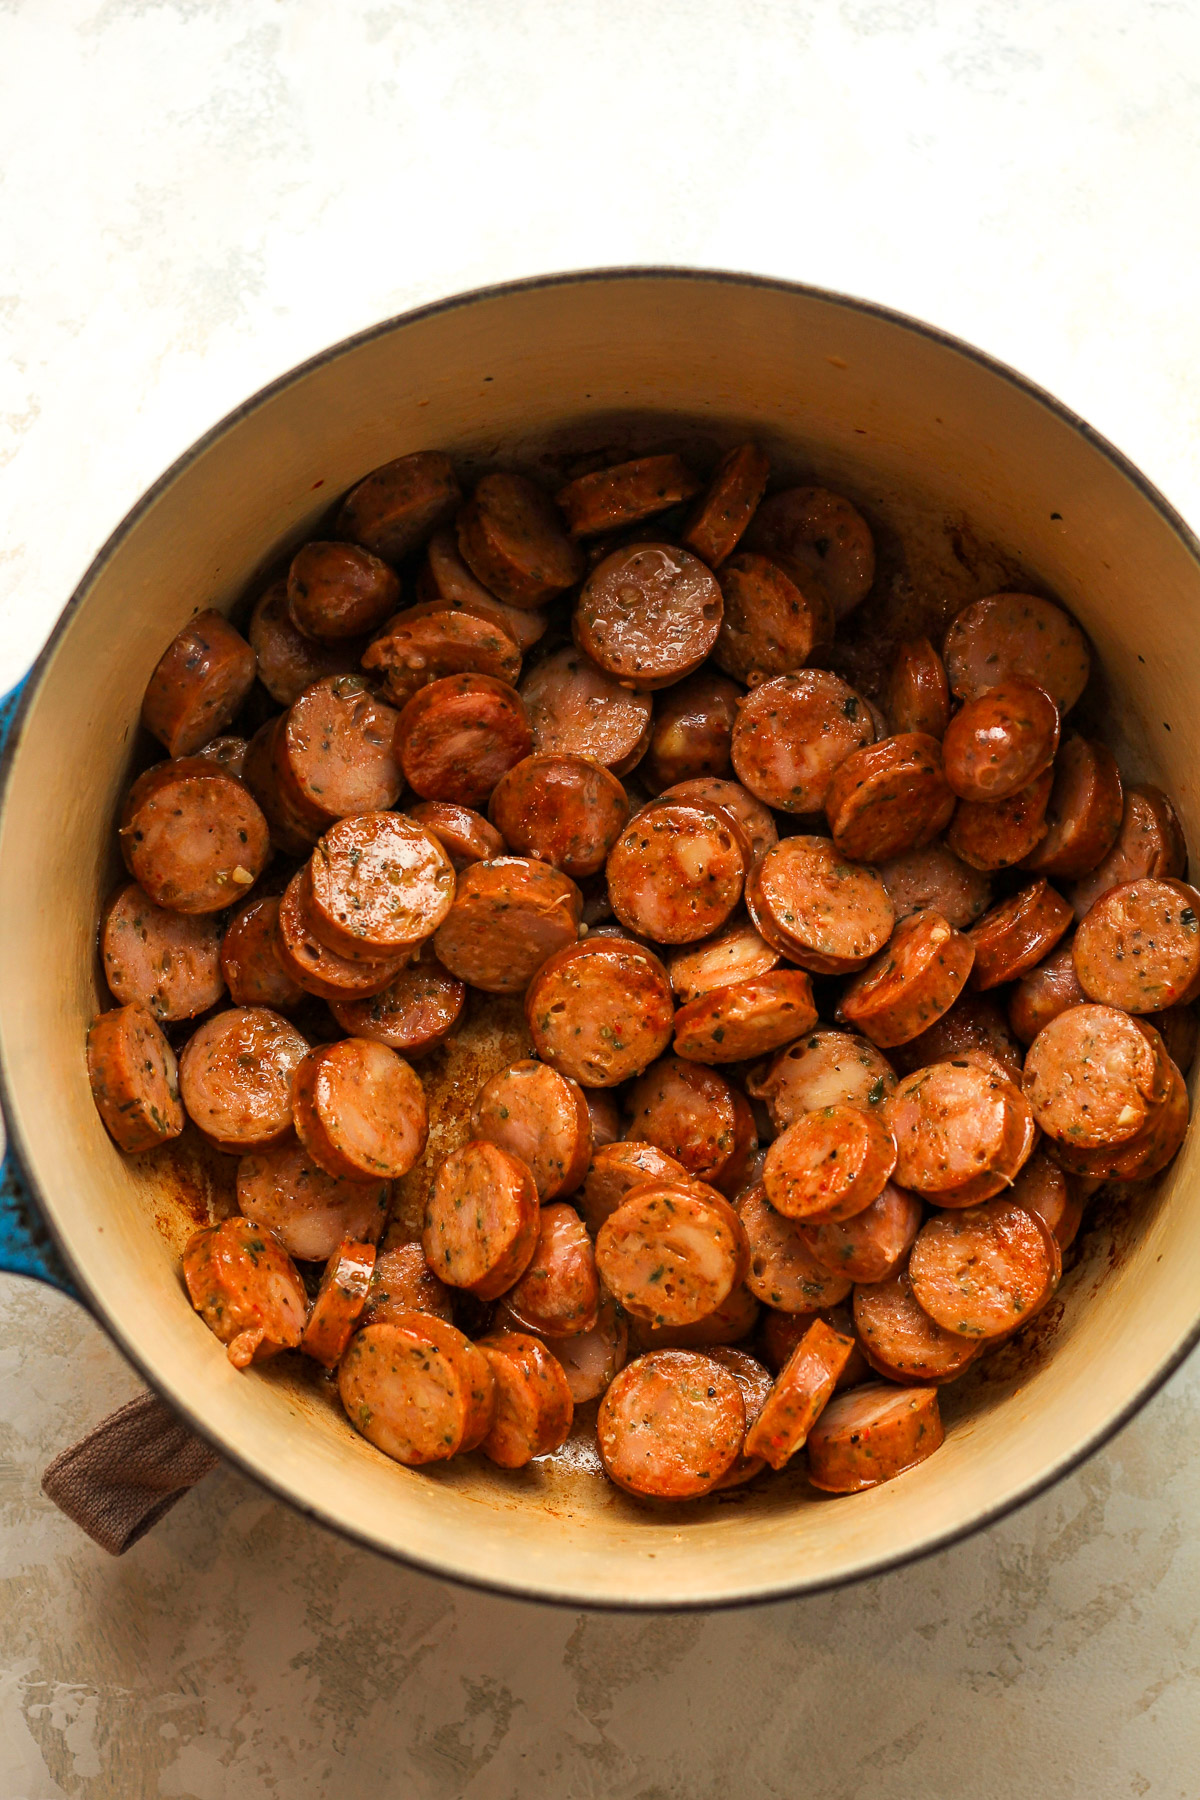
[806,1384,944,1491]
[280,674,402,824]
[852,1269,978,1384]
[457,472,584,605]
[249,581,363,707]
[743,486,875,620]
[736,1182,853,1312]
[887,637,950,738]
[759,1304,868,1388]
[434,856,581,994]
[575,544,723,690]
[746,1028,897,1132]
[417,528,550,650]
[838,910,975,1048]
[763,1103,898,1223]
[220,896,305,1012]
[525,937,673,1085]
[193,734,249,779]
[1021,734,1123,879]
[1007,938,1086,1046]
[362,602,522,705]
[511,1290,630,1404]
[293,1038,428,1181]
[236,1138,390,1261]
[556,453,700,536]
[470,1059,593,1201]
[731,669,875,813]
[909,1199,1059,1339]
[102,882,225,1021]
[607,799,746,944]
[179,1007,308,1152]
[1010,1149,1085,1252]
[624,1056,757,1192]
[706,1344,774,1488]
[597,1349,745,1499]
[299,1241,377,1368]
[712,552,833,685]
[631,1283,760,1352]
[596,1181,748,1326]
[577,1141,688,1236]
[287,540,400,642]
[183,1216,307,1369]
[666,915,780,1002]
[488,753,627,879]
[276,868,408,1002]
[658,777,778,862]
[519,645,653,775]
[877,843,992,931]
[504,1203,600,1338]
[477,1332,574,1468]
[742,1317,854,1469]
[141,610,257,759]
[1066,784,1187,920]
[681,442,771,567]
[422,1139,541,1300]
[87,1003,184,1153]
[395,672,532,808]
[943,592,1090,711]
[241,717,323,857]
[824,733,955,862]
[335,451,461,563]
[330,956,466,1056]
[307,812,456,959]
[120,759,270,914]
[968,879,1073,989]
[1022,1004,1172,1147]
[891,992,1024,1083]
[946,766,1054,871]
[364,1240,455,1327]
[406,800,506,870]
[746,836,895,974]
[337,1316,495,1466]
[942,680,1061,802]
[797,1180,923,1285]
[1074,877,1200,1013]
[642,670,743,790]
[673,969,817,1064]
[1047,1060,1189,1182]
[883,1061,1035,1205]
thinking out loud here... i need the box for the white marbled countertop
[2,3,1199,1795]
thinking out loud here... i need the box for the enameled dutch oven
[2,269,1199,1609]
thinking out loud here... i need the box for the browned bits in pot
[942,680,1061,802]
[335,451,461,564]
[642,670,743,791]
[745,836,895,974]
[458,471,584,605]
[797,1179,923,1285]
[681,442,771,567]
[743,1317,854,1469]
[666,915,780,1002]
[361,602,522,705]
[477,1332,574,1468]
[434,856,581,994]
[525,937,674,1086]
[281,674,402,824]
[504,1203,600,1338]
[1021,734,1123,879]
[556,453,701,536]
[141,609,257,759]
[596,1181,748,1326]
[658,776,779,862]
[423,1139,541,1299]
[736,1182,853,1312]
[887,637,950,738]
[944,591,1090,710]
[488,753,627,879]
[365,1242,456,1328]
[968,879,1073,989]
[625,1055,757,1192]
[287,541,400,643]
[417,528,550,650]
[330,956,466,1056]
[293,1037,428,1181]
[120,759,270,914]
[946,765,1055,871]
[519,645,653,774]
[746,1028,898,1132]
[86,1002,184,1153]
[249,582,364,707]
[839,910,975,1049]
[744,486,875,620]
[853,1268,979,1384]
[807,1384,945,1492]
[672,969,818,1065]
[909,1199,1059,1339]
[102,881,225,1021]
[1073,876,1200,1013]
[713,552,833,685]
[337,1316,495,1466]
[597,1349,745,1499]
[179,1006,309,1153]
[731,668,875,813]
[1023,1003,1172,1148]
[883,1060,1035,1206]
[406,800,506,870]
[395,672,533,808]
[470,1059,593,1201]
[220,896,305,1013]
[1007,937,1086,1046]
[877,843,992,930]
[307,811,456,958]
[1066,784,1187,920]
[607,799,746,944]
[237,1139,390,1261]
[763,1103,898,1223]
[183,1216,307,1370]
[824,732,956,862]
[574,544,723,690]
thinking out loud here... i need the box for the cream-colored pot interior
[3,270,1199,1608]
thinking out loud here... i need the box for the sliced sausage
[942,680,1061,802]
[1047,1060,1188,1181]
[1066,784,1187,920]
[642,670,743,790]
[362,601,522,705]
[299,1240,377,1367]
[624,1057,757,1192]
[280,674,402,824]
[1023,1004,1172,1148]
[763,1103,897,1223]
[743,1317,854,1469]
[556,454,701,535]
[712,551,833,685]
[519,645,653,774]
[946,765,1054,871]
[806,1384,944,1491]
[582,1086,623,1148]
[838,910,975,1048]
[363,1240,455,1327]
[470,1060,593,1201]
[759,1303,868,1388]
[891,993,1024,1083]
[241,717,323,857]
[666,916,780,1002]
[406,800,506,870]
[293,1038,428,1181]
[658,777,779,862]
[883,1061,1035,1206]
[681,442,771,567]
[179,1007,308,1152]
[287,541,400,642]
[141,609,257,759]
[909,1199,1059,1338]
[457,471,584,605]
[503,1203,600,1337]
[1021,734,1123,878]
[852,1269,978,1384]
[1007,937,1085,1046]
[488,754,627,879]
[120,759,270,913]
[249,580,364,706]
[598,1349,745,1499]
[477,1332,574,1467]
[337,1316,495,1466]
[887,637,950,738]
[631,1282,760,1352]
[422,1139,541,1299]
[307,811,456,959]
[797,1180,923,1284]
[607,799,746,944]
[417,528,550,649]
[277,869,408,1002]
[736,1181,853,1312]
[745,836,895,974]
[220,895,305,1012]
[878,844,992,931]
[102,882,225,1021]
[525,936,672,1085]
[183,1216,307,1369]
[518,1290,630,1403]
[1010,1149,1084,1253]
[335,451,461,563]
[193,734,248,779]
[672,969,818,1064]
[731,669,875,813]
[1074,876,1200,1013]
[824,733,955,862]
[707,1344,774,1487]
[1156,1003,1199,1073]
[236,1138,390,1260]
[434,856,581,994]
[395,671,532,807]
[743,486,875,620]
[968,879,1073,989]
[330,956,466,1055]
[746,1028,897,1132]
[596,1181,748,1326]
[943,592,1090,710]
[577,1142,688,1236]
[87,1003,184,1153]
[574,544,723,690]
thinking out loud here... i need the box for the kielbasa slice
[488,753,627,879]
[1023,1004,1172,1148]
[288,541,400,642]
[293,1038,428,1181]
[277,869,409,1002]
[681,442,771,567]
[595,1181,748,1326]
[457,471,584,606]
[417,528,550,650]
[220,895,305,1012]
[607,798,746,944]
[743,1317,854,1469]
[193,734,249,779]
[281,674,402,823]
[556,453,701,536]
[470,1059,593,1201]
[508,1289,630,1404]
[406,800,506,870]
[362,602,522,705]
[891,992,1024,1083]
[577,1141,688,1236]
[624,1057,757,1192]
[886,637,950,739]
[1066,784,1188,920]
[519,645,653,775]
[241,717,323,857]
[1010,1149,1084,1253]
[525,936,673,1085]
[763,1103,897,1223]
[759,1303,868,1388]
[658,777,779,862]
[582,1086,623,1148]
[731,669,875,813]
[364,1240,455,1327]
[477,1331,575,1467]
[87,1003,184,1153]
[883,1061,1035,1205]
[120,759,270,914]
[179,1007,309,1152]
[877,844,992,931]
[249,581,363,707]
[299,1240,377,1367]
[666,915,780,1002]
[631,1283,760,1352]
[102,881,225,1021]
[1074,876,1200,1013]
[1022,734,1123,879]
[942,680,1061,802]
[746,836,895,974]
[1048,1060,1189,1181]
[335,451,461,564]
[642,670,743,791]
[673,969,818,1064]
[503,1203,600,1338]
[707,1344,774,1487]
[946,766,1054,872]
[1007,937,1085,1046]
[852,1269,978,1384]
[736,1182,853,1312]
[422,1139,541,1300]
[434,856,581,994]
[395,671,533,808]
[308,811,456,959]
[797,1180,923,1284]
[743,486,875,620]
[337,1316,495,1466]
[968,879,1073,989]
[824,733,956,862]
[909,1199,1058,1339]
[806,1384,944,1491]
[712,551,833,685]
[598,1349,745,1499]
[575,543,723,690]
[838,910,975,1048]
[746,1028,897,1132]
[183,1217,307,1369]
[236,1138,390,1260]
[943,591,1090,711]
[141,609,257,759]
[330,955,466,1055]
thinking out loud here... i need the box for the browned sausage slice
[630,1283,760,1352]
[746,1028,897,1131]
[488,754,627,879]
[193,734,249,779]
[1066,784,1188,920]
[658,777,778,862]
[511,1289,630,1403]
[582,1086,623,1148]
[706,1345,774,1487]
[577,1142,688,1236]
[406,800,506,870]
[943,592,1090,710]
[598,1349,745,1498]
[642,671,743,790]
[838,911,975,1048]
[712,552,833,685]
[1047,1060,1189,1181]
[681,442,771,567]
[909,1199,1058,1338]
[220,896,305,1012]
[946,766,1054,871]
[362,602,522,705]
[336,451,461,563]
[1074,877,1200,1012]
[519,645,653,774]
[236,1139,390,1260]
[503,1203,600,1337]
[281,674,402,824]
[824,733,955,862]
[743,486,875,620]
[179,1007,309,1152]
[288,541,400,642]
[556,454,701,535]
[299,1240,377,1367]
[1010,1149,1085,1252]
[293,1038,428,1180]
[1007,937,1085,1045]
[807,1383,944,1491]
[102,882,225,1021]
[307,811,456,959]
[422,1140,541,1299]
[760,1303,868,1387]
[120,759,270,913]
[968,879,1073,989]
[596,1181,748,1325]
[330,955,466,1056]
[742,1317,854,1468]
[395,671,533,807]
[434,856,581,994]
[87,1003,184,1153]
[852,1269,978,1384]
[607,799,746,944]
[797,1180,922,1284]
[891,992,1023,1082]
[277,869,409,1001]
[878,844,991,930]
[887,637,950,738]
[731,669,875,813]
[183,1217,307,1368]
[1156,1003,1199,1072]
[364,1240,455,1327]
[575,544,723,690]
[457,472,584,605]
[525,936,672,1084]
[417,528,550,650]
[249,582,363,707]
[337,1316,495,1466]
[470,1060,593,1200]
[1021,734,1123,878]
[624,1057,757,1192]
[736,1182,852,1312]
[883,1061,1035,1205]
[666,916,780,1002]
[241,718,322,857]
[477,1332,574,1466]
[673,969,817,1064]
[942,680,1061,801]
[1023,1004,1172,1147]
[763,1103,898,1222]
[745,836,895,974]
[141,609,257,759]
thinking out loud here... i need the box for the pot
[2,269,1198,1609]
